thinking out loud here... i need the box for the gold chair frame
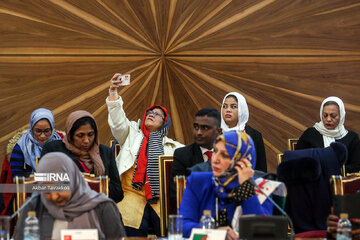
[277,153,284,165]
[331,174,360,195]
[109,139,121,158]
[174,175,186,214]
[159,155,173,237]
[287,138,298,151]
[14,173,109,216]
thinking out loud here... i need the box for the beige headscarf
[62,110,105,176]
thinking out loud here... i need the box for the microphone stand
[249,178,295,240]
[10,192,39,220]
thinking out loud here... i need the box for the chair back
[14,173,109,215]
[13,176,37,216]
[110,140,121,158]
[277,153,284,165]
[288,138,298,151]
[159,155,174,237]
[82,173,109,196]
[331,174,360,195]
[174,175,186,214]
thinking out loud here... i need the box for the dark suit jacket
[245,125,267,172]
[171,142,204,178]
[296,127,360,173]
[170,142,204,213]
[41,140,123,203]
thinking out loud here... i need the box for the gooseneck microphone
[248,178,295,240]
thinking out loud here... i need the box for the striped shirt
[10,144,33,178]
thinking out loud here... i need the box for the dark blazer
[170,142,204,213]
[245,125,267,172]
[296,127,360,173]
[171,142,204,178]
[41,140,123,203]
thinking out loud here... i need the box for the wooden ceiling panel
[0,1,153,53]
[1,0,359,172]
[169,0,360,54]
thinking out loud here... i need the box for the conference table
[120,237,327,240]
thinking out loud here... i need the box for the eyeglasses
[146,110,165,120]
[33,128,52,136]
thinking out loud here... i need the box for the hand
[217,226,238,240]
[327,214,339,239]
[234,158,254,184]
[109,73,124,91]
[351,218,360,239]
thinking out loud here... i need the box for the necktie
[205,151,213,162]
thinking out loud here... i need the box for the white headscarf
[313,96,348,147]
[220,92,249,132]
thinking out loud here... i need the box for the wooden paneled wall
[1,0,360,172]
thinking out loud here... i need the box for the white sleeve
[106,96,130,146]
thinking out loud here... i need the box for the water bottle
[24,211,40,240]
[200,210,215,229]
[336,213,352,240]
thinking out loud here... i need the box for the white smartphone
[116,74,130,86]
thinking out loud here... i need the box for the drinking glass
[168,214,183,240]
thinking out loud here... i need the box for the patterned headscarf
[215,130,256,179]
[313,96,348,147]
[17,108,62,170]
[221,92,249,132]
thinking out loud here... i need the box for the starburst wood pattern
[1,0,360,172]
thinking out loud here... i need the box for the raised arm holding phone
[106,73,184,237]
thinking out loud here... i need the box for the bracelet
[109,88,118,96]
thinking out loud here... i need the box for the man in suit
[170,108,221,213]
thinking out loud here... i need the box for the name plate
[190,228,227,240]
[61,229,98,240]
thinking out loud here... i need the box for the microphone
[248,178,295,240]
[10,192,39,220]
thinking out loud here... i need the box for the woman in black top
[296,96,360,173]
[41,110,123,203]
[221,92,267,172]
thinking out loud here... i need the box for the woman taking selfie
[296,96,360,173]
[41,110,123,203]
[179,131,272,239]
[13,152,126,239]
[106,73,184,236]
[221,92,267,172]
[10,108,63,178]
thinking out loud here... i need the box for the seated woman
[179,131,272,239]
[296,96,360,173]
[41,110,123,203]
[221,92,267,172]
[13,152,126,239]
[10,108,63,178]
[107,73,183,236]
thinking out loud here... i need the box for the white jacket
[106,96,184,176]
